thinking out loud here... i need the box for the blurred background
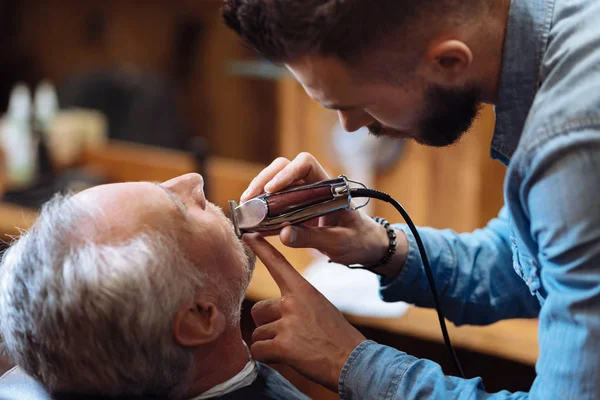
[0,1,537,398]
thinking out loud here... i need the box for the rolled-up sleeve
[380,208,540,326]
[338,341,528,399]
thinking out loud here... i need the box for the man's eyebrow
[150,182,189,219]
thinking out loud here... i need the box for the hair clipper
[229,176,352,237]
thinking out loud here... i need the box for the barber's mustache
[367,122,382,136]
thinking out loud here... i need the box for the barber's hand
[243,233,367,392]
[241,153,408,270]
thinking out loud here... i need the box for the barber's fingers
[245,218,321,240]
[251,320,280,343]
[250,339,283,365]
[243,233,309,296]
[280,225,347,255]
[253,229,283,238]
[251,298,282,326]
[264,152,331,194]
[242,157,290,202]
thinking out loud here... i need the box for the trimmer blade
[228,200,242,237]
[228,198,269,237]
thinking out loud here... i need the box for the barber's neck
[183,326,249,398]
[476,0,512,104]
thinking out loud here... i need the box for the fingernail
[288,227,297,245]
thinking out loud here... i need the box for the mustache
[367,122,405,139]
[367,122,382,136]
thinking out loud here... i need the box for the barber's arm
[380,207,541,326]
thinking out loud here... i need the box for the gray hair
[0,192,241,397]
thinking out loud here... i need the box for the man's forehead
[286,56,361,104]
[75,182,159,208]
[73,182,178,240]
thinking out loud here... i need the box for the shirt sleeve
[339,341,528,400]
[379,208,540,326]
[519,131,600,399]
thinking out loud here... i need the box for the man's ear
[173,298,227,347]
[425,39,473,83]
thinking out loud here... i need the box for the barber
[223,0,600,398]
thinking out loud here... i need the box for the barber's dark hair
[222,0,479,67]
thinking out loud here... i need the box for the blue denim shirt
[339,0,600,398]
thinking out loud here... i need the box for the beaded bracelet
[331,216,397,274]
[361,216,397,272]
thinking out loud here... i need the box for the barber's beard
[368,85,482,147]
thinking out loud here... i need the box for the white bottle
[34,79,59,133]
[0,83,36,186]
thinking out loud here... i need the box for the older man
[0,173,308,400]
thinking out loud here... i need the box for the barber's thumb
[281,225,329,249]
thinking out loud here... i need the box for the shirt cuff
[338,340,417,400]
[379,224,424,303]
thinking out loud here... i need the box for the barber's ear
[173,299,226,347]
[425,40,473,83]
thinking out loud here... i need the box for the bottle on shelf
[33,79,58,179]
[0,83,37,188]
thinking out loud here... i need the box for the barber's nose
[163,173,206,209]
[338,110,375,132]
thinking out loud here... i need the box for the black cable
[350,187,465,378]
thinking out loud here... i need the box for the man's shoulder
[521,0,600,154]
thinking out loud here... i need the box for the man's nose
[337,110,375,132]
[163,173,206,209]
